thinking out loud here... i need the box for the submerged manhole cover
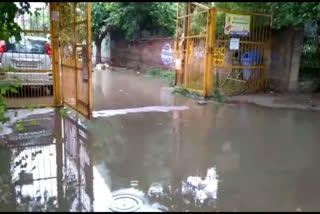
[109,194,144,212]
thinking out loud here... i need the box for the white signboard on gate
[230,38,240,50]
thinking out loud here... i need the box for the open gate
[175,3,211,95]
[57,2,93,119]
[1,2,93,119]
[175,3,272,96]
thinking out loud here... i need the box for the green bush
[144,67,175,87]
[0,68,22,131]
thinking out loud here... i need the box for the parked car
[0,36,53,96]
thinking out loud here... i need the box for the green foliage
[212,87,224,102]
[172,88,203,99]
[0,3,29,132]
[268,2,320,29]
[92,2,177,41]
[211,78,224,102]
[59,108,68,117]
[29,120,37,126]
[214,2,320,30]
[27,105,35,112]
[172,81,225,102]
[190,6,207,35]
[172,88,191,96]
[299,36,320,81]
[16,122,24,132]
[0,2,31,42]
[92,2,176,63]
[0,69,21,126]
[144,67,175,87]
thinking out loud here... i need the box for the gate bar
[50,2,62,106]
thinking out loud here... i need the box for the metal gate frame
[53,2,93,119]
[174,3,272,97]
[212,8,272,96]
[175,3,211,96]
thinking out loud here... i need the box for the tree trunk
[96,40,102,64]
[94,30,109,65]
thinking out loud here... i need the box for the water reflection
[2,111,93,212]
[1,109,187,212]
[145,167,219,212]
[1,78,320,212]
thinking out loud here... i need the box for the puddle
[1,71,320,211]
[0,109,54,136]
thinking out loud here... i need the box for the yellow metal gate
[58,2,93,119]
[1,2,93,119]
[175,3,211,95]
[213,8,272,95]
[175,3,272,96]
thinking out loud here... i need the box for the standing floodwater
[1,71,320,212]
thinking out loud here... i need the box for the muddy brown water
[0,71,320,212]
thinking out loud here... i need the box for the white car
[0,36,53,95]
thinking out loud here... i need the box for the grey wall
[269,28,304,93]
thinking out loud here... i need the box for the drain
[109,193,144,212]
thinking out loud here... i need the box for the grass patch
[59,108,68,117]
[144,67,175,87]
[172,88,201,98]
[172,85,225,102]
[145,67,225,102]
[212,87,225,102]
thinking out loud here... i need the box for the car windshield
[6,37,48,54]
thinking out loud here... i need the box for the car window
[6,39,47,54]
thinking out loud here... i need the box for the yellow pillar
[204,7,217,97]
[87,2,93,119]
[50,2,62,106]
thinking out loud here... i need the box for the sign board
[213,47,225,66]
[230,38,240,50]
[225,13,250,36]
[161,43,173,65]
[175,59,182,70]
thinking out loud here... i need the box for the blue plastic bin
[241,51,261,80]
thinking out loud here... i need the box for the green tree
[92,2,177,64]
[0,3,31,42]
[92,2,117,64]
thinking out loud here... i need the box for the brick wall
[110,38,175,71]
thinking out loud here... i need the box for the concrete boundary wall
[269,28,304,93]
[110,38,175,71]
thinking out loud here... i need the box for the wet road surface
[1,70,320,212]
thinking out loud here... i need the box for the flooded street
[1,71,320,212]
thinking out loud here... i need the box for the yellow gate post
[58,2,93,119]
[50,2,62,106]
[87,2,93,119]
[204,7,217,97]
